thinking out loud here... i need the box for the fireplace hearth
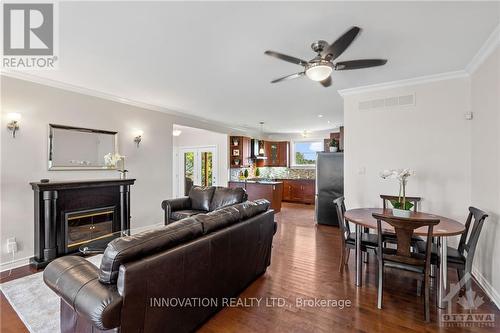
[30,179,135,268]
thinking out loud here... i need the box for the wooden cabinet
[229,136,251,168]
[263,141,288,167]
[228,181,283,213]
[228,181,245,189]
[282,179,315,204]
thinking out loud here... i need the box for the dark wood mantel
[30,178,135,190]
[30,178,136,268]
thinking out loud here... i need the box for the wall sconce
[6,113,21,138]
[133,129,143,148]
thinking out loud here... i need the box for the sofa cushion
[189,186,216,211]
[232,199,271,220]
[99,218,203,284]
[195,206,241,234]
[171,209,206,221]
[209,187,247,212]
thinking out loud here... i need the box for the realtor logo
[2,2,58,69]
[440,272,495,328]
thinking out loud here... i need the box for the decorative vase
[393,208,411,218]
[329,147,338,152]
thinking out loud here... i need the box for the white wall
[344,59,500,306]
[344,76,472,241]
[0,76,242,269]
[172,125,229,196]
[470,47,500,303]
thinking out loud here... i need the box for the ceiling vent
[358,93,415,111]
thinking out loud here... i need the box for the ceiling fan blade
[271,72,305,83]
[335,59,387,70]
[321,26,361,61]
[319,76,332,87]
[265,50,308,66]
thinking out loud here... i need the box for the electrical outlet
[6,237,17,254]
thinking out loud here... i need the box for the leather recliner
[161,185,247,224]
[44,199,276,333]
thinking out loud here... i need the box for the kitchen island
[228,180,283,213]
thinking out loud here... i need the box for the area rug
[0,255,103,333]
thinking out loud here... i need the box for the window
[291,140,323,166]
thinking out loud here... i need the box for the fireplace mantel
[30,178,135,190]
[30,178,136,268]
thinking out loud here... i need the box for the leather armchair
[162,185,247,224]
[161,196,191,225]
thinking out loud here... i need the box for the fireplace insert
[64,206,116,252]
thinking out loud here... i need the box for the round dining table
[343,208,465,309]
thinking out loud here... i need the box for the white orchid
[104,153,124,168]
[380,168,415,210]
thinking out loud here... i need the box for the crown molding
[337,70,469,97]
[338,24,500,97]
[0,70,253,135]
[466,24,500,74]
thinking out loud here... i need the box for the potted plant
[380,169,415,217]
[329,139,338,152]
[255,167,260,178]
[234,158,240,166]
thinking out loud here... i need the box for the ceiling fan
[264,26,387,87]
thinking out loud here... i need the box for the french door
[178,146,217,196]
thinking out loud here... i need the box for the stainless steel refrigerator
[315,152,344,226]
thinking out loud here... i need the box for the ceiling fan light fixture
[305,61,333,82]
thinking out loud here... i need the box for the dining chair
[380,194,421,212]
[416,206,488,294]
[373,212,439,322]
[381,195,423,246]
[334,197,378,273]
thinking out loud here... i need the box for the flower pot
[393,208,411,218]
[329,147,338,152]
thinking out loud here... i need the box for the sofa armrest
[161,197,191,224]
[43,255,122,331]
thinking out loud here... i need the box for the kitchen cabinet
[229,136,251,168]
[228,181,283,213]
[228,181,245,189]
[282,179,315,204]
[264,141,288,167]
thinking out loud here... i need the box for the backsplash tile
[230,167,315,181]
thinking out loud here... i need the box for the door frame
[176,145,218,197]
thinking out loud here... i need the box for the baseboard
[472,266,500,310]
[0,256,31,273]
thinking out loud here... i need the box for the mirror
[48,124,118,170]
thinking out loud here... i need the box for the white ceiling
[23,1,499,133]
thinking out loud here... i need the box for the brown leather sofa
[43,199,275,333]
[162,185,247,224]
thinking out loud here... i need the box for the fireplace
[30,179,135,268]
[65,206,116,252]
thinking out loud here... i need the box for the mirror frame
[48,124,119,171]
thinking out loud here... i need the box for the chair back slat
[373,213,438,265]
[459,207,488,262]
[380,195,421,212]
[333,197,349,241]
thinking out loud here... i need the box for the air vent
[358,93,415,111]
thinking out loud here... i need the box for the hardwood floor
[1,203,498,332]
